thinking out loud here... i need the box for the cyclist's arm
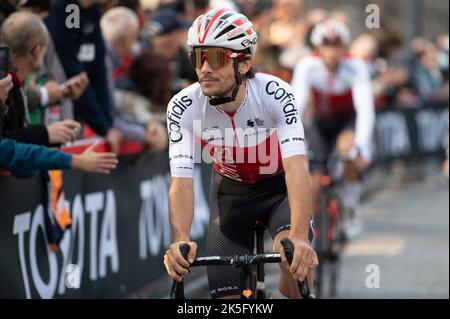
[167,93,196,241]
[351,60,376,162]
[168,177,194,242]
[283,155,312,242]
[269,78,311,240]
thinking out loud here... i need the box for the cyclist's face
[318,44,346,72]
[196,60,235,97]
[193,48,251,97]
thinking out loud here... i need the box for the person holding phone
[1,12,82,147]
[1,66,118,177]
[0,74,12,103]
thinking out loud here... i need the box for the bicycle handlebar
[169,244,190,299]
[170,239,314,299]
[280,238,313,299]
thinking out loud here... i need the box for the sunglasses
[188,47,248,70]
[321,38,344,46]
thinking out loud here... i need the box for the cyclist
[291,20,376,238]
[163,8,318,299]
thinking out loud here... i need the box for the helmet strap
[209,60,243,106]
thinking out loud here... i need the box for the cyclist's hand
[281,238,319,282]
[164,241,197,282]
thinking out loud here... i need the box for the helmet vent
[215,25,235,39]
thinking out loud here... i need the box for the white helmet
[311,20,351,47]
[188,8,258,55]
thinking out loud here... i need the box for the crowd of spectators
[1,0,448,176]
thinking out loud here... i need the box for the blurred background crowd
[0,0,448,158]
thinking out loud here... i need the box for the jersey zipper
[225,111,241,148]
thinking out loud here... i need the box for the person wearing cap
[148,8,197,95]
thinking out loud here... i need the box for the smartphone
[0,47,9,79]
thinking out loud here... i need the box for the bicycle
[170,223,314,300]
[309,151,355,299]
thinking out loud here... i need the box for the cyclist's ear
[188,241,197,264]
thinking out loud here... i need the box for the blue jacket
[45,0,113,136]
[0,139,72,178]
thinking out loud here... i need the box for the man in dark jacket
[0,0,19,27]
[45,0,123,152]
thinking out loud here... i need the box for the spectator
[350,33,380,77]
[0,139,118,177]
[19,0,52,18]
[1,75,118,177]
[147,8,197,95]
[412,41,445,101]
[0,75,13,134]
[250,0,277,73]
[128,50,172,116]
[20,0,89,125]
[0,74,13,103]
[269,0,305,49]
[45,0,123,153]
[0,0,19,27]
[101,6,140,83]
[191,0,209,22]
[100,6,168,151]
[1,11,81,146]
[436,34,449,83]
[374,31,414,107]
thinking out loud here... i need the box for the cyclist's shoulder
[167,83,203,122]
[170,82,203,101]
[252,72,294,92]
[250,73,298,117]
[168,83,203,108]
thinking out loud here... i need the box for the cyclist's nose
[200,60,214,73]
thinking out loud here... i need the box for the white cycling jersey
[291,54,376,161]
[167,73,306,184]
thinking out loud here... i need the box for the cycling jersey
[167,73,306,184]
[291,54,375,161]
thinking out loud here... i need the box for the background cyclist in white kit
[291,20,376,238]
